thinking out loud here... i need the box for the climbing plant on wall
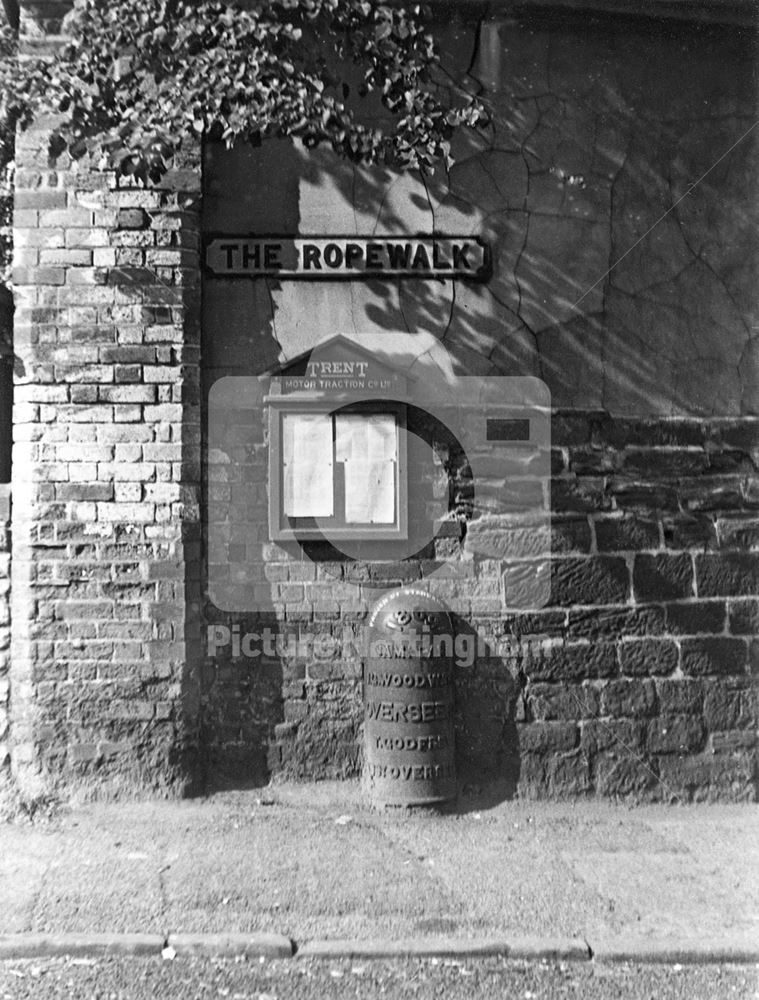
[0,21,16,288]
[1,0,486,188]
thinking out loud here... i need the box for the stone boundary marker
[0,933,758,964]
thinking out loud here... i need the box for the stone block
[656,679,703,715]
[681,637,747,676]
[703,680,755,731]
[550,556,629,606]
[502,609,567,639]
[525,642,617,682]
[595,754,658,798]
[600,679,657,718]
[107,700,155,721]
[566,604,666,640]
[608,480,679,513]
[550,518,592,554]
[568,448,616,475]
[711,418,759,452]
[728,599,759,635]
[696,553,759,596]
[658,753,755,803]
[594,515,659,552]
[551,476,611,513]
[647,716,706,754]
[710,730,756,752]
[678,477,745,512]
[621,448,708,478]
[547,751,591,796]
[528,682,599,720]
[603,419,705,449]
[580,719,645,755]
[518,720,578,753]
[633,553,693,602]
[716,516,759,550]
[665,600,726,635]
[618,639,678,677]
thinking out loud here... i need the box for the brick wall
[9,112,204,799]
[0,288,11,484]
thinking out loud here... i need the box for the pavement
[0,781,757,964]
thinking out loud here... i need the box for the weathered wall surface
[9,109,204,799]
[202,9,758,800]
[203,12,757,414]
[5,3,757,801]
[0,288,11,483]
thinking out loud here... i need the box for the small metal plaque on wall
[204,235,490,280]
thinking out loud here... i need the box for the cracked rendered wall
[201,10,758,798]
[203,12,757,415]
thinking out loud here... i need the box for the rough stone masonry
[1,0,757,806]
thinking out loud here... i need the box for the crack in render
[513,197,530,320]
[441,278,456,342]
[666,167,751,338]
[522,316,543,381]
[418,166,436,226]
[371,171,403,236]
[462,9,489,95]
[602,131,634,409]
[483,283,543,378]
[609,258,699,297]
[264,277,282,357]
[483,283,522,322]
[351,163,359,234]
[397,286,411,334]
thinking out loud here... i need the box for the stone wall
[202,7,758,801]
[519,413,757,800]
[245,409,758,803]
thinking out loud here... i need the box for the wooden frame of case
[268,398,408,542]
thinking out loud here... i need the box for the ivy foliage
[2,0,486,185]
[0,21,16,286]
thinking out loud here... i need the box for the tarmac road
[0,956,757,1000]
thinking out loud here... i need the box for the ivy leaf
[0,0,486,182]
